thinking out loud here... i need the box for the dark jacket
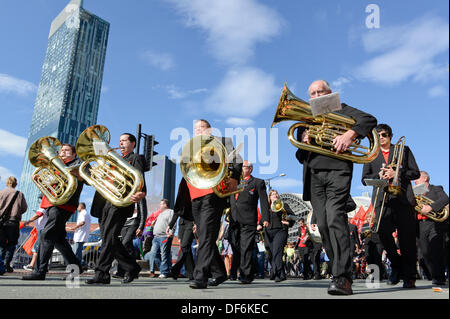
[296,103,377,201]
[230,176,269,226]
[362,144,420,207]
[421,184,449,214]
[264,202,296,231]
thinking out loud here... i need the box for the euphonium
[76,125,143,207]
[29,136,78,206]
[180,135,244,198]
[271,84,380,164]
[415,195,449,222]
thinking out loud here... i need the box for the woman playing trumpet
[258,189,296,282]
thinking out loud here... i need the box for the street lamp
[265,173,286,191]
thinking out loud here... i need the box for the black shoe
[387,268,401,285]
[208,275,227,287]
[432,279,447,286]
[86,277,110,285]
[5,265,13,273]
[402,279,416,289]
[22,273,46,281]
[228,275,237,281]
[239,276,253,284]
[314,274,322,280]
[112,271,125,279]
[189,281,208,289]
[171,271,179,280]
[327,277,353,296]
[122,270,140,284]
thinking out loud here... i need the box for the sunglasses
[379,132,389,138]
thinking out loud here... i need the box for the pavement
[0,269,448,300]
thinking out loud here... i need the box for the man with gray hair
[0,176,28,274]
[296,80,377,295]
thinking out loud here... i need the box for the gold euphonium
[29,136,78,206]
[180,135,244,198]
[271,84,380,164]
[415,195,449,222]
[76,125,143,207]
[271,198,287,220]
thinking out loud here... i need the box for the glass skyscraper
[19,0,109,219]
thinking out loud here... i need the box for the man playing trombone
[296,80,377,295]
[362,124,420,288]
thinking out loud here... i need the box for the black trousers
[95,203,140,278]
[311,242,322,276]
[309,168,352,279]
[364,232,385,279]
[116,223,139,274]
[418,219,446,281]
[265,228,288,279]
[35,206,81,274]
[171,218,195,279]
[378,198,417,281]
[297,246,313,278]
[191,194,227,283]
[229,223,257,280]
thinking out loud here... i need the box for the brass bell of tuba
[271,84,380,164]
[415,195,449,222]
[179,135,244,198]
[76,125,143,207]
[271,199,287,221]
[29,136,78,206]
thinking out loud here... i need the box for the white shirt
[35,208,48,232]
[73,209,91,243]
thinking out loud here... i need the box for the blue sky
[0,0,449,206]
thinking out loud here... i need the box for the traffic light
[143,134,158,172]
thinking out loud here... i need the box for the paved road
[0,270,448,300]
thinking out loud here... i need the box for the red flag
[23,227,38,256]
[350,206,365,225]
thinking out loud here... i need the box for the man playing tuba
[296,80,378,295]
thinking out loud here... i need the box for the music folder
[309,92,342,116]
[364,179,388,188]
[413,183,428,196]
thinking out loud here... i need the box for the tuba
[271,198,286,221]
[180,135,244,198]
[272,84,380,164]
[29,136,78,206]
[76,125,143,207]
[415,195,449,223]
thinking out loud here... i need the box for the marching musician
[175,119,243,289]
[295,218,313,280]
[22,144,84,281]
[262,189,295,282]
[228,160,270,284]
[296,80,377,295]
[86,133,146,285]
[362,124,420,288]
[414,171,448,286]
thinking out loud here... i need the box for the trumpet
[180,135,244,198]
[29,136,78,206]
[76,125,143,207]
[271,84,380,164]
[271,199,287,221]
[415,195,449,222]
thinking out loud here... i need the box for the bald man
[296,80,377,295]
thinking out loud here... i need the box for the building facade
[19,0,109,219]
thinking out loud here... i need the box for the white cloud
[0,166,16,186]
[166,0,283,65]
[154,84,208,99]
[205,67,279,117]
[0,73,37,96]
[428,85,447,98]
[356,15,449,85]
[0,129,27,157]
[225,117,254,127]
[331,76,351,93]
[141,50,175,71]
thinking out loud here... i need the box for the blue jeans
[148,236,173,275]
[72,242,86,265]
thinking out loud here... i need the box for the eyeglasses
[379,132,389,138]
